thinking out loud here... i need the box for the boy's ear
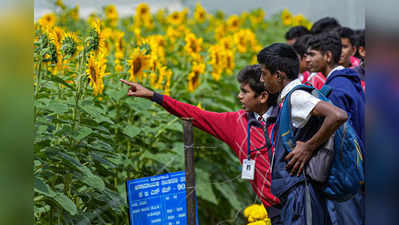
[325,51,333,64]
[258,91,268,104]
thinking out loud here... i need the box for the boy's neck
[256,104,270,117]
[324,64,340,78]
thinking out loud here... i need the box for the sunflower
[136,3,150,19]
[38,13,56,28]
[293,14,305,26]
[87,19,106,56]
[56,0,66,10]
[227,15,240,31]
[281,9,293,26]
[86,53,108,95]
[113,31,125,60]
[194,3,207,23]
[167,11,184,26]
[61,32,80,59]
[188,62,205,92]
[224,50,235,75]
[104,5,118,20]
[184,33,202,56]
[127,48,152,82]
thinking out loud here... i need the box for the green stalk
[33,60,42,123]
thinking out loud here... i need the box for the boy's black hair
[257,43,299,80]
[354,29,365,48]
[308,32,342,64]
[285,26,311,40]
[292,34,312,57]
[237,65,277,106]
[335,26,356,46]
[354,29,365,59]
[311,17,341,34]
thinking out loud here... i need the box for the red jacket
[153,93,280,207]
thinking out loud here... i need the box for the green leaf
[74,126,93,141]
[215,183,243,210]
[80,105,114,124]
[48,75,75,90]
[34,178,78,215]
[34,178,55,197]
[126,97,153,111]
[107,88,125,101]
[47,101,69,114]
[195,168,218,204]
[122,125,141,138]
[81,173,106,191]
[53,193,78,215]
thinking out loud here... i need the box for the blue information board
[126,171,199,225]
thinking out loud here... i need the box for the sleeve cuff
[151,92,164,105]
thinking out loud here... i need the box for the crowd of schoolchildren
[121,16,366,225]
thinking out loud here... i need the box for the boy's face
[260,64,281,95]
[306,48,328,73]
[339,38,355,67]
[237,83,264,112]
[299,54,310,73]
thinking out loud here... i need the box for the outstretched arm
[285,100,348,176]
[120,79,238,145]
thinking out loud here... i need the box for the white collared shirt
[278,79,321,128]
[326,66,345,79]
[254,106,273,123]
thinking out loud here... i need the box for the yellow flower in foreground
[127,48,152,82]
[197,103,203,110]
[194,3,207,23]
[86,53,108,95]
[188,62,205,92]
[281,9,293,26]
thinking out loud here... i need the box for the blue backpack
[278,84,364,201]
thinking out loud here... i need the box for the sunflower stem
[33,60,42,123]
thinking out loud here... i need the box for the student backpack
[278,84,364,201]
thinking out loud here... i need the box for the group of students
[121,16,365,225]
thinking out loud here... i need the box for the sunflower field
[34,1,312,224]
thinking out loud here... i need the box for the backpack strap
[320,84,332,97]
[279,84,316,152]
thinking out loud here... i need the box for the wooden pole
[182,118,196,225]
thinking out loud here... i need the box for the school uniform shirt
[151,93,281,207]
[278,79,321,128]
[304,72,326,90]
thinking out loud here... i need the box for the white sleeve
[290,90,321,128]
